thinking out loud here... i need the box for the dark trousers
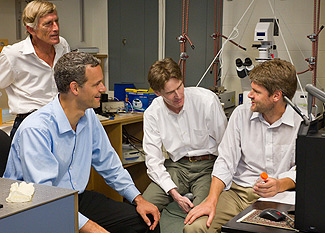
[79,190,160,233]
[10,115,30,140]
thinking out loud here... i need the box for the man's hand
[134,195,160,231]
[253,177,295,197]
[80,220,110,233]
[168,188,194,213]
[184,198,216,227]
[184,176,225,227]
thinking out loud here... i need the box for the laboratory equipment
[235,57,254,79]
[219,91,235,109]
[253,20,278,62]
[292,84,325,232]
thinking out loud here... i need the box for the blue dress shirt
[4,95,141,229]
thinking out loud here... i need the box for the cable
[274,9,308,63]
[267,0,307,106]
[126,101,134,113]
[122,127,144,155]
[196,0,256,87]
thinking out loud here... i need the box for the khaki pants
[183,182,260,233]
[143,158,214,212]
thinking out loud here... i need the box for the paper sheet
[258,191,295,205]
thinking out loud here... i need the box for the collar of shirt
[52,94,89,135]
[20,36,35,55]
[250,105,295,128]
[20,36,67,57]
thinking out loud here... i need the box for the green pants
[183,182,260,233]
[143,158,214,211]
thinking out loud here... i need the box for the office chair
[0,129,11,177]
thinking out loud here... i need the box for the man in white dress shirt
[142,58,227,222]
[184,58,302,232]
[0,0,70,138]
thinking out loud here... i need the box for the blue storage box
[126,89,157,112]
[114,83,136,102]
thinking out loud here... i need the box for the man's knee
[183,216,209,233]
[143,183,171,212]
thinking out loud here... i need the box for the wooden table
[86,112,151,202]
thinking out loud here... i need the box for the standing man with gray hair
[4,51,160,233]
[0,0,70,139]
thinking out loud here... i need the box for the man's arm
[184,176,225,227]
[0,52,15,89]
[133,195,160,231]
[253,177,295,197]
[80,220,109,233]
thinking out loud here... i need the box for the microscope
[253,20,278,62]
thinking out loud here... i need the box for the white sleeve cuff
[78,212,89,230]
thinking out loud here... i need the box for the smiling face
[30,11,60,45]
[77,65,107,110]
[247,81,275,114]
[155,78,185,113]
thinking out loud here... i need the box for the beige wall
[221,0,325,104]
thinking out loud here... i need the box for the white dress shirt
[0,36,70,114]
[143,87,227,193]
[212,102,302,190]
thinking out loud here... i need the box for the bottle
[125,93,129,113]
[253,172,268,187]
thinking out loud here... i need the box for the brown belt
[182,154,216,162]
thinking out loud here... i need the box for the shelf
[86,112,151,202]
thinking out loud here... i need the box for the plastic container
[254,172,268,187]
[125,89,157,112]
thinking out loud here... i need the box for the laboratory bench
[0,178,78,232]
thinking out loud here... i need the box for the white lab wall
[221,0,325,104]
[1,0,324,109]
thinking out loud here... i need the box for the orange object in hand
[253,172,268,187]
[260,172,268,180]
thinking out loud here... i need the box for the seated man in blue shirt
[4,51,160,233]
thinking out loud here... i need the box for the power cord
[122,127,145,155]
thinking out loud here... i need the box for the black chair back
[0,129,11,177]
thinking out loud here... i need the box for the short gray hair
[54,52,100,93]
